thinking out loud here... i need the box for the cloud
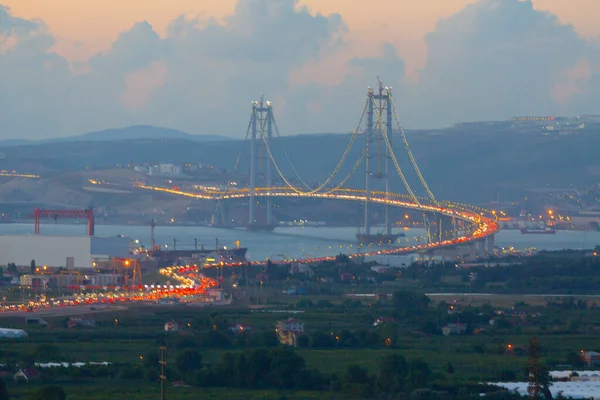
[0,0,599,140]
[568,38,600,114]
[280,42,408,135]
[0,1,345,138]
[282,0,599,133]
[0,5,73,137]
[406,0,591,127]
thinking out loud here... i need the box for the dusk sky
[1,0,599,139]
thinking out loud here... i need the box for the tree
[392,290,431,317]
[176,350,202,375]
[33,385,66,400]
[7,263,17,275]
[30,259,36,274]
[345,364,370,385]
[377,354,408,394]
[406,360,432,391]
[0,379,8,400]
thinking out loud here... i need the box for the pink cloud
[120,61,167,112]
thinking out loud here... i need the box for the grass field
[2,283,600,399]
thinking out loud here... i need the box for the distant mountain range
[2,124,600,204]
[0,125,232,147]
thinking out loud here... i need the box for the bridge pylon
[247,97,275,231]
[359,79,394,243]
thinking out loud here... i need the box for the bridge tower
[248,97,274,229]
[362,79,394,239]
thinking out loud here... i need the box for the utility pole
[527,337,541,400]
[159,346,167,400]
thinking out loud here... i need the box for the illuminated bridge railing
[134,184,499,246]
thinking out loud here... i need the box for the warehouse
[0,328,28,339]
[0,235,131,270]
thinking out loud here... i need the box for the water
[1,223,599,261]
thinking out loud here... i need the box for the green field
[3,252,600,399]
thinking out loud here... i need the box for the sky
[0,0,599,139]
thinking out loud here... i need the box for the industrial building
[0,328,28,339]
[0,235,131,270]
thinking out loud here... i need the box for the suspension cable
[322,148,367,194]
[262,98,370,194]
[388,94,439,205]
[217,112,253,201]
[270,116,313,190]
[371,96,421,206]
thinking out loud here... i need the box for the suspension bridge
[0,82,500,314]
[139,80,499,264]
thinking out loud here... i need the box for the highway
[0,185,497,314]
[134,184,500,266]
[0,267,217,315]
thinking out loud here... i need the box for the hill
[0,125,231,147]
[1,127,599,204]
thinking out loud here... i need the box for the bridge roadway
[0,187,497,314]
[136,184,500,265]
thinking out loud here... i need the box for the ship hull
[520,228,556,235]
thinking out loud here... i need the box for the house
[278,330,300,347]
[276,318,304,334]
[164,320,184,332]
[276,318,304,347]
[373,317,396,327]
[291,264,314,278]
[228,324,251,334]
[14,368,40,382]
[581,351,600,367]
[442,323,467,336]
[283,286,307,295]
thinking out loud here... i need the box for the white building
[0,328,28,339]
[159,164,181,176]
[148,165,160,176]
[0,235,92,269]
[0,235,132,269]
[276,318,304,334]
[164,321,183,332]
[148,164,182,176]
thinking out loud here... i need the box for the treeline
[403,253,600,294]
[142,347,522,399]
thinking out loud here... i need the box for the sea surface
[1,223,599,261]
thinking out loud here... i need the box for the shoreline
[2,220,597,233]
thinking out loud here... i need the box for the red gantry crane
[31,208,95,236]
